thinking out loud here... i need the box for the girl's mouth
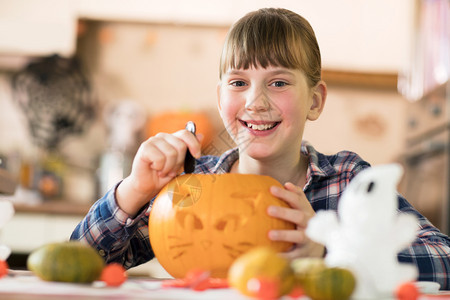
[240,120,281,131]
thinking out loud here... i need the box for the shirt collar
[213,141,337,182]
[212,148,239,174]
[302,141,337,180]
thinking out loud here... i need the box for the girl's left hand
[268,182,325,260]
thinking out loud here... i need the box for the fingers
[268,228,306,245]
[138,134,182,176]
[173,129,202,158]
[278,242,325,260]
[268,229,311,259]
[267,205,308,228]
[269,228,326,259]
[137,129,201,177]
[270,183,310,211]
[268,182,325,259]
[269,183,314,228]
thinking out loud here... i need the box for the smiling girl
[72,7,450,289]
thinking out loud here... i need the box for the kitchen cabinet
[397,0,449,235]
[0,202,167,277]
[0,202,89,254]
[399,82,450,235]
[0,0,414,72]
[0,212,82,253]
[77,0,413,73]
[0,0,77,57]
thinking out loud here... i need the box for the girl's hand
[268,182,325,260]
[116,129,201,216]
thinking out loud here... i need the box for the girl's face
[217,65,325,160]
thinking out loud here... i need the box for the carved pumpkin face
[148,174,295,278]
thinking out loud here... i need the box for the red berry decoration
[288,286,305,298]
[207,278,229,289]
[247,277,280,300]
[161,278,188,288]
[0,260,8,278]
[161,268,228,291]
[184,269,210,291]
[100,263,127,287]
[396,282,420,300]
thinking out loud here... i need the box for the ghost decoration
[105,100,147,153]
[306,164,418,299]
[0,200,14,262]
[98,100,147,195]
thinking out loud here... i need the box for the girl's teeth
[247,122,276,131]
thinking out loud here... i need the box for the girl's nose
[245,89,271,112]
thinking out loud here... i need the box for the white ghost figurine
[306,164,418,299]
[0,200,14,261]
[105,100,147,153]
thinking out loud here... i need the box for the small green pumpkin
[302,267,356,300]
[27,241,105,283]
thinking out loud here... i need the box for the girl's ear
[307,81,327,121]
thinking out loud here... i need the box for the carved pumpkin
[148,174,295,278]
[146,111,214,150]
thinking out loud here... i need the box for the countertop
[13,201,92,216]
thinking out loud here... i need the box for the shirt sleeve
[397,194,450,290]
[70,181,155,269]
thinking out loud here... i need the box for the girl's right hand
[115,129,201,216]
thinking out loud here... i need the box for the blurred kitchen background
[0,0,448,275]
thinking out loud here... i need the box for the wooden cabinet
[397,0,449,234]
[0,0,77,57]
[399,82,449,235]
[0,202,89,254]
[77,0,413,73]
[0,213,83,253]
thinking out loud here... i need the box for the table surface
[0,274,243,300]
[1,272,450,300]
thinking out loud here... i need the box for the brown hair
[219,8,322,87]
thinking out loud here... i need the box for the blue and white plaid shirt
[71,141,450,289]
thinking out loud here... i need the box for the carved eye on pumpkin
[214,191,260,234]
[176,211,203,230]
[230,191,259,206]
[215,215,245,234]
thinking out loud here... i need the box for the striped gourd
[27,241,105,283]
[303,267,356,300]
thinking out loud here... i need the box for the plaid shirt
[71,141,450,289]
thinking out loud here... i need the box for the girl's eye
[271,81,288,87]
[230,81,246,87]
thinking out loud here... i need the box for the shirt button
[126,219,132,226]
[98,249,106,257]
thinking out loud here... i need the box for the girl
[72,8,450,289]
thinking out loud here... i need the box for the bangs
[220,18,304,77]
[219,8,321,87]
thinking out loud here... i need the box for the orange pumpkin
[146,111,214,150]
[148,174,295,278]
